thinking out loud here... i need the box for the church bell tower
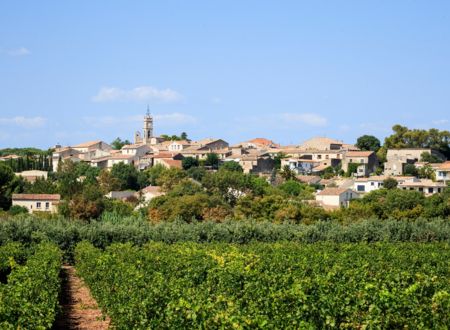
[143,105,153,144]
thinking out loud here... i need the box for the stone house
[315,188,359,209]
[12,194,60,213]
[342,151,378,177]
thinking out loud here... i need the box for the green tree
[204,153,219,169]
[0,163,15,210]
[420,152,444,163]
[144,164,167,186]
[403,164,418,176]
[356,135,381,152]
[111,137,131,150]
[180,132,188,140]
[345,163,359,177]
[220,161,243,172]
[182,157,199,170]
[384,125,450,158]
[273,152,287,170]
[383,177,398,190]
[110,163,140,191]
[418,164,436,180]
[280,165,296,181]
[156,168,188,191]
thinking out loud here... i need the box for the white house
[12,194,60,213]
[315,188,359,209]
[398,178,446,196]
[433,161,450,182]
[121,143,151,157]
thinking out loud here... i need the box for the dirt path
[53,265,110,330]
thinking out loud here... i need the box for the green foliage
[111,137,131,150]
[0,163,15,210]
[204,153,219,169]
[346,163,359,177]
[280,165,296,181]
[404,163,418,176]
[220,161,243,172]
[156,168,188,191]
[186,166,207,182]
[144,164,167,186]
[76,242,450,329]
[273,152,287,170]
[110,162,144,191]
[384,125,450,158]
[182,157,199,170]
[420,151,444,163]
[8,205,29,216]
[160,133,189,141]
[356,135,381,152]
[383,177,398,190]
[418,164,436,180]
[0,242,62,329]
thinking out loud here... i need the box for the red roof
[160,159,182,169]
[345,151,374,157]
[12,194,61,201]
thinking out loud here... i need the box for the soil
[53,265,110,330]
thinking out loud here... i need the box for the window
[419,187,423,192]
[428,188,433,194]
[36,202,41,209]
[45,202,50,209]
[360,159,364,163]
[357,185,365,192]
[370,182,374,186]
[325,155,329,159]
[317,155,322,159]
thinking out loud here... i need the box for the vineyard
[75,242,450,329]
[0,242,62,329]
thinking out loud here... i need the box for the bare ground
[53,265,110,330]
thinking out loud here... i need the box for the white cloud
[1,47,31,56]
[0,116,46,128]
[432,119,449,125]
[280,113,328,127]
[92,86,182,103]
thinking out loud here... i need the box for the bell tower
[143,105,153,144]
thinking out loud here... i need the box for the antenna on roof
[146,104,150,116]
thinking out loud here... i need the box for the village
[3,109,449,214]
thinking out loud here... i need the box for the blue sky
[1,1,449,149]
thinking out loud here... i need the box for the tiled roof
[73,140,102,148]
[437,161,450,170]
[12,194,61,201]
[160,159,182,169]
[345,151,374,157]
[399,179,446,188]
[317,188,349,196]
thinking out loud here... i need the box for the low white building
[315,188,359,209]
[398,179,446,196]
[433,161,450,182]
[121,144,151,157]
[12,194,60,213]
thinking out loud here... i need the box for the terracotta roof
[153,152,181,159]
[317,188,349,196]
[0,154,21,160]
[437,161,450,170]
[160,159,182,169]
[73,140,102,148]
[297,175,321,184]
[345,151,374,157]
[12,194,61,201]
[247,138,279,147]
[169,140,191,145]
[312,164,330,172]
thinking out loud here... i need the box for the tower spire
[146,104,150,116]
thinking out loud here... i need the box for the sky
[1,1,450,149]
